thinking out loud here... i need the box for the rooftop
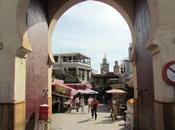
[53,52,90,59]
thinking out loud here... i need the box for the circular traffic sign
[162,61,175,86]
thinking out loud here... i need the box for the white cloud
[52,1,132,72]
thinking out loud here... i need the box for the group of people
[69,95,99,120]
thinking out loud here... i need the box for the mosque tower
[113,60,120,74]
[100,54,109,74]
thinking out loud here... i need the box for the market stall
[52,80,76,113]
[106,89,127,120]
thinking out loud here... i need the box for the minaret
[113,60,119,74]
[100,54,109,74]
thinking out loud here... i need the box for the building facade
[91,72,121,103]
[120,57,132,84]
[53,53,91,83]
[91,72,121,90]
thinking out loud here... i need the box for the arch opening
[9,0,161,130]
[49,1,135,129]
[52,0,132,71]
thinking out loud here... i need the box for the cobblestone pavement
[50,105,130,130]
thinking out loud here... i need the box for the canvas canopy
[76,89,98,94]
[106,89,127,94]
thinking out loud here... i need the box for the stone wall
[25,0,49,130]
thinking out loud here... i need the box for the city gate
[0,0,175,130]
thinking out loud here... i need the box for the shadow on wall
[26,113,36,130]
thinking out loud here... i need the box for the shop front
[52,80,76,113]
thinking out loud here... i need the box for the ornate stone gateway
[0,0,175,130]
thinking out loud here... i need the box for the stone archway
[24,1,155,130]
[0,0,175,130]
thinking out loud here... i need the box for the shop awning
[52,92,70,98]
[65,83,92,90]
[52,79,76,97]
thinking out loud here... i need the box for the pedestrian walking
[90,97,99,120]
[87,96,93,113]
[80,95,85,113]
[75,96,80,112]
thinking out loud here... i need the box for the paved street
[51,105,129,130]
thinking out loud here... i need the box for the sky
[52,1,132,73]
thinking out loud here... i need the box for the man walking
[90,97,99,120]
[88,96,93,113]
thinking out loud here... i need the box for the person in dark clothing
[90,97,99,120]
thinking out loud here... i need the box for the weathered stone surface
[0,0,175,130]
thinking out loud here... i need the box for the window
[54,56,58,62]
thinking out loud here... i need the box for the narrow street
[51,105,129,130]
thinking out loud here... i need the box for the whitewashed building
[53,53,91,83]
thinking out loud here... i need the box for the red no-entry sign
[162,61,175,86]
